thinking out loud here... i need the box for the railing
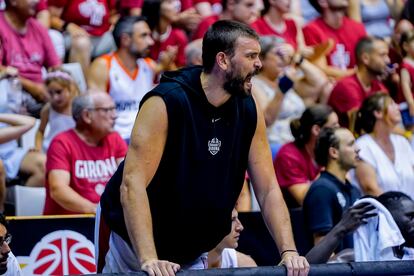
[92,261,414,275]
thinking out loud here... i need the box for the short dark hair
[112,16,147,48]
[355,93,390,135]
[202,20,259,73]
[355,36,383,66]
[400,29,414,56]
[141,0,162,31]
[377,191,412,211]
[309,0,322,13]
[314,127,340,167]
[290,104,333,147]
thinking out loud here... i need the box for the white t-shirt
[252,77,305,145]
[0,252,22,276]
[350,134,414,199]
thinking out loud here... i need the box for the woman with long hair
[352,93,414,199]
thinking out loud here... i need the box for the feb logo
[19,230,96,275]
[208,138,221,155]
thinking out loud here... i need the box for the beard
[129,45,149,59]
[366,63,386,76]
[223,68,259,97]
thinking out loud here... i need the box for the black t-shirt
[303,171,361,252]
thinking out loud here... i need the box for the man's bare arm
[247,100,309,276]
[120,96,180,275]
[87,57,109,91]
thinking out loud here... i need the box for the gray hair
[259,35,285,60]
[72,94,94,122]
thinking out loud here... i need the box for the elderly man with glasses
[0,213,20,276]
[43,92,127,215]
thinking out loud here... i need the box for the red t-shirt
[274,142,320,188]
[0,12,61,83]
[251,17,298,49]
[48,0,116,36]
[328,74,387,127]
[151,27,188,68]
[303,17,366,69]
[192,14,219,40]
[398,61,414,103]
[44,129,128,215]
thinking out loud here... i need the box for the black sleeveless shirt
[100,66,257,265]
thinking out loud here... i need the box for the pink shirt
[251,17,298,49]
[151,27,188,68]
[44,129,128,215]
[0,12,61,83]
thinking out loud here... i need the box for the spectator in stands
[48,0,118,76]
[399,30,414,131]
[352,93,414,199]
[192,0,257,39]
[274,105,339,208]
[0,113,36,212]
[88,16,168,143]
[185,39,203,66]
[0,0,61,118]
[35,70,78,153]
[328,36,389,128]
[142,0,187,68]
[189,208,257,269]
[303,0,367,79]
[0,213,21,275]
[252,36,306,156]
[43,93,127,215]
[376,192,414,259]
[303,127,365,255]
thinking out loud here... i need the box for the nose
[235,219,244,232]
[148,36,154,47]
[1,243,10,254]
[254,57,262,70]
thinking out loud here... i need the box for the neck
[322,9,345,29]
[207,245,224,268]
[356,67,375,89]
[220,11,233,21]
[304,139,316,160]
[74,127,105,146]
[4,10,27,31]
[157,18,170,34]
[326,163,348,183]
[258,71,278,84]
[116,49,138,72]
[201,71,231,107]
[266,9,284,24]
[372,124,392,141]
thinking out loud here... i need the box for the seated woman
[252,36,306,157]
[352,93,414,199]
[273,105,339,207]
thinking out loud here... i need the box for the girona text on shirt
[75,157,117,179]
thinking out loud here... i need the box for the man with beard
[303,0,367,79]
[0,213,21,275]
[96,20,309,275]
[303,127,371,256]
[88,16,175,143]
[328,36,389,127]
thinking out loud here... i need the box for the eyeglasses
[0,234,12,246]
[88,106,116,113]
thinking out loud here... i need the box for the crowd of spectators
[0,0,414,270]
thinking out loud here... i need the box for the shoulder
[343,17,366,30]
[276,142,303,161]
[306,178,337,199]
[28,17,49,34]
[171,28,188,42]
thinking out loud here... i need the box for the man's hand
[279,251,310,276]
[336,202,377,234]
[141,259,180,276]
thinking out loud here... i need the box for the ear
[216,52,230,71]
[329,146,339,160]
[373,109,383,120]
[81,109,92,124]
[311,124,321,137]
[361,52,370,65]
[120,33,131,48]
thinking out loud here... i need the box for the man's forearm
[121,178,158,265]
[19,77,49,102]
[260,187,297,254]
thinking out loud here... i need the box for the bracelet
[280,249,298,256]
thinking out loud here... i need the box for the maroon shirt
[328,74,387,127]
